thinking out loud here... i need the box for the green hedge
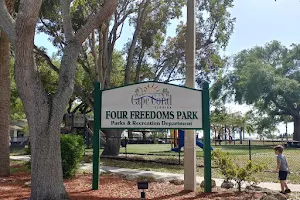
[61,134,85,179]
[25,134,85,179]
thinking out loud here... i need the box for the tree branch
[165,60,180,82]
[124,0,150,85]
[72,102,84,114]
[75,0,118,44]
[34,45,59,73]
[52,0,116,114]
[39,18,65,49]
[67,98,75,113]
[0,0,16,43]
[14,0,49,123]
[165,78,185,83]
[60,0,74,42]
[271,110,291,116]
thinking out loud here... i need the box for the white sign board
[101,82,202,129]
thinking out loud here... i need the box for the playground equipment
[62,113,106,147]
[171,130,213,152]
[214,126,232,145]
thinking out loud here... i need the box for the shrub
[25,144,31,155]
[212,150,236,181]
[25,160,31,171]
[212,149,266,192]
[61,134,85,179]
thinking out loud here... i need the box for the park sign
[92,81,211,190]
[101,82,203,129]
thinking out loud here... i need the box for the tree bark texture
[102,129,123,156]
[0,0,14,177]
[128,130,133,140]
[0,0,117,199]
[0,29,10,177]
[13,1,68,199]
[293,117,300,141]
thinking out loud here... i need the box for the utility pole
[184,0,196,191]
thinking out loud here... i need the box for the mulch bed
[0,171,264,200]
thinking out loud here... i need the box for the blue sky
[36,0,300,55]
[34,0,300,135]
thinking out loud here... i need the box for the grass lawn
[85,143,283,156]
[101,157,300,184]
[12,143,300,184]
[93,143,300,184]
[9,148,28,156]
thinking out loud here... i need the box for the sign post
[202,82,212,192]
[92,82,101,190]
[184,0,196,192]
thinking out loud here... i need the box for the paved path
[11,155,300,192]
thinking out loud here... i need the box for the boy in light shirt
[273,145,291,194]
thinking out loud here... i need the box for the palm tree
[0,0,14,176]
[231,112,254,144]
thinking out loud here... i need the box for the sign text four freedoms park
[101,82,203,129]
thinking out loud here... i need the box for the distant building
[10,119,29,147]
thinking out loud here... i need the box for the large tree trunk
[0,29,10,177]
[293,117,300,141]
[11,1,117,199]
[128,129,133,140]
[102,129,123,156]
[0,0,14,177]
[29,111,67,199]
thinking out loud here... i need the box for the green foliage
[212,150,266,192]
[155,0,235,84]
[110,51,126,88]
[24,134,85,177]
[25,144,31,155]
[212,150,235,181]
[212,40,300,139]
[213,41,300,118]
[10,59,25,120]
[211,106,254,138]
[61,134,85,179]
[25,160,31,171]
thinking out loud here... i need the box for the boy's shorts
[279,171,288,180]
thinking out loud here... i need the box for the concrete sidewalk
[11,155,300,192]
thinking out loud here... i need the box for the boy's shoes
[280,191,286,194]
[285,189,291,193]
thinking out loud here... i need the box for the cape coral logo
[131,83,172,109]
